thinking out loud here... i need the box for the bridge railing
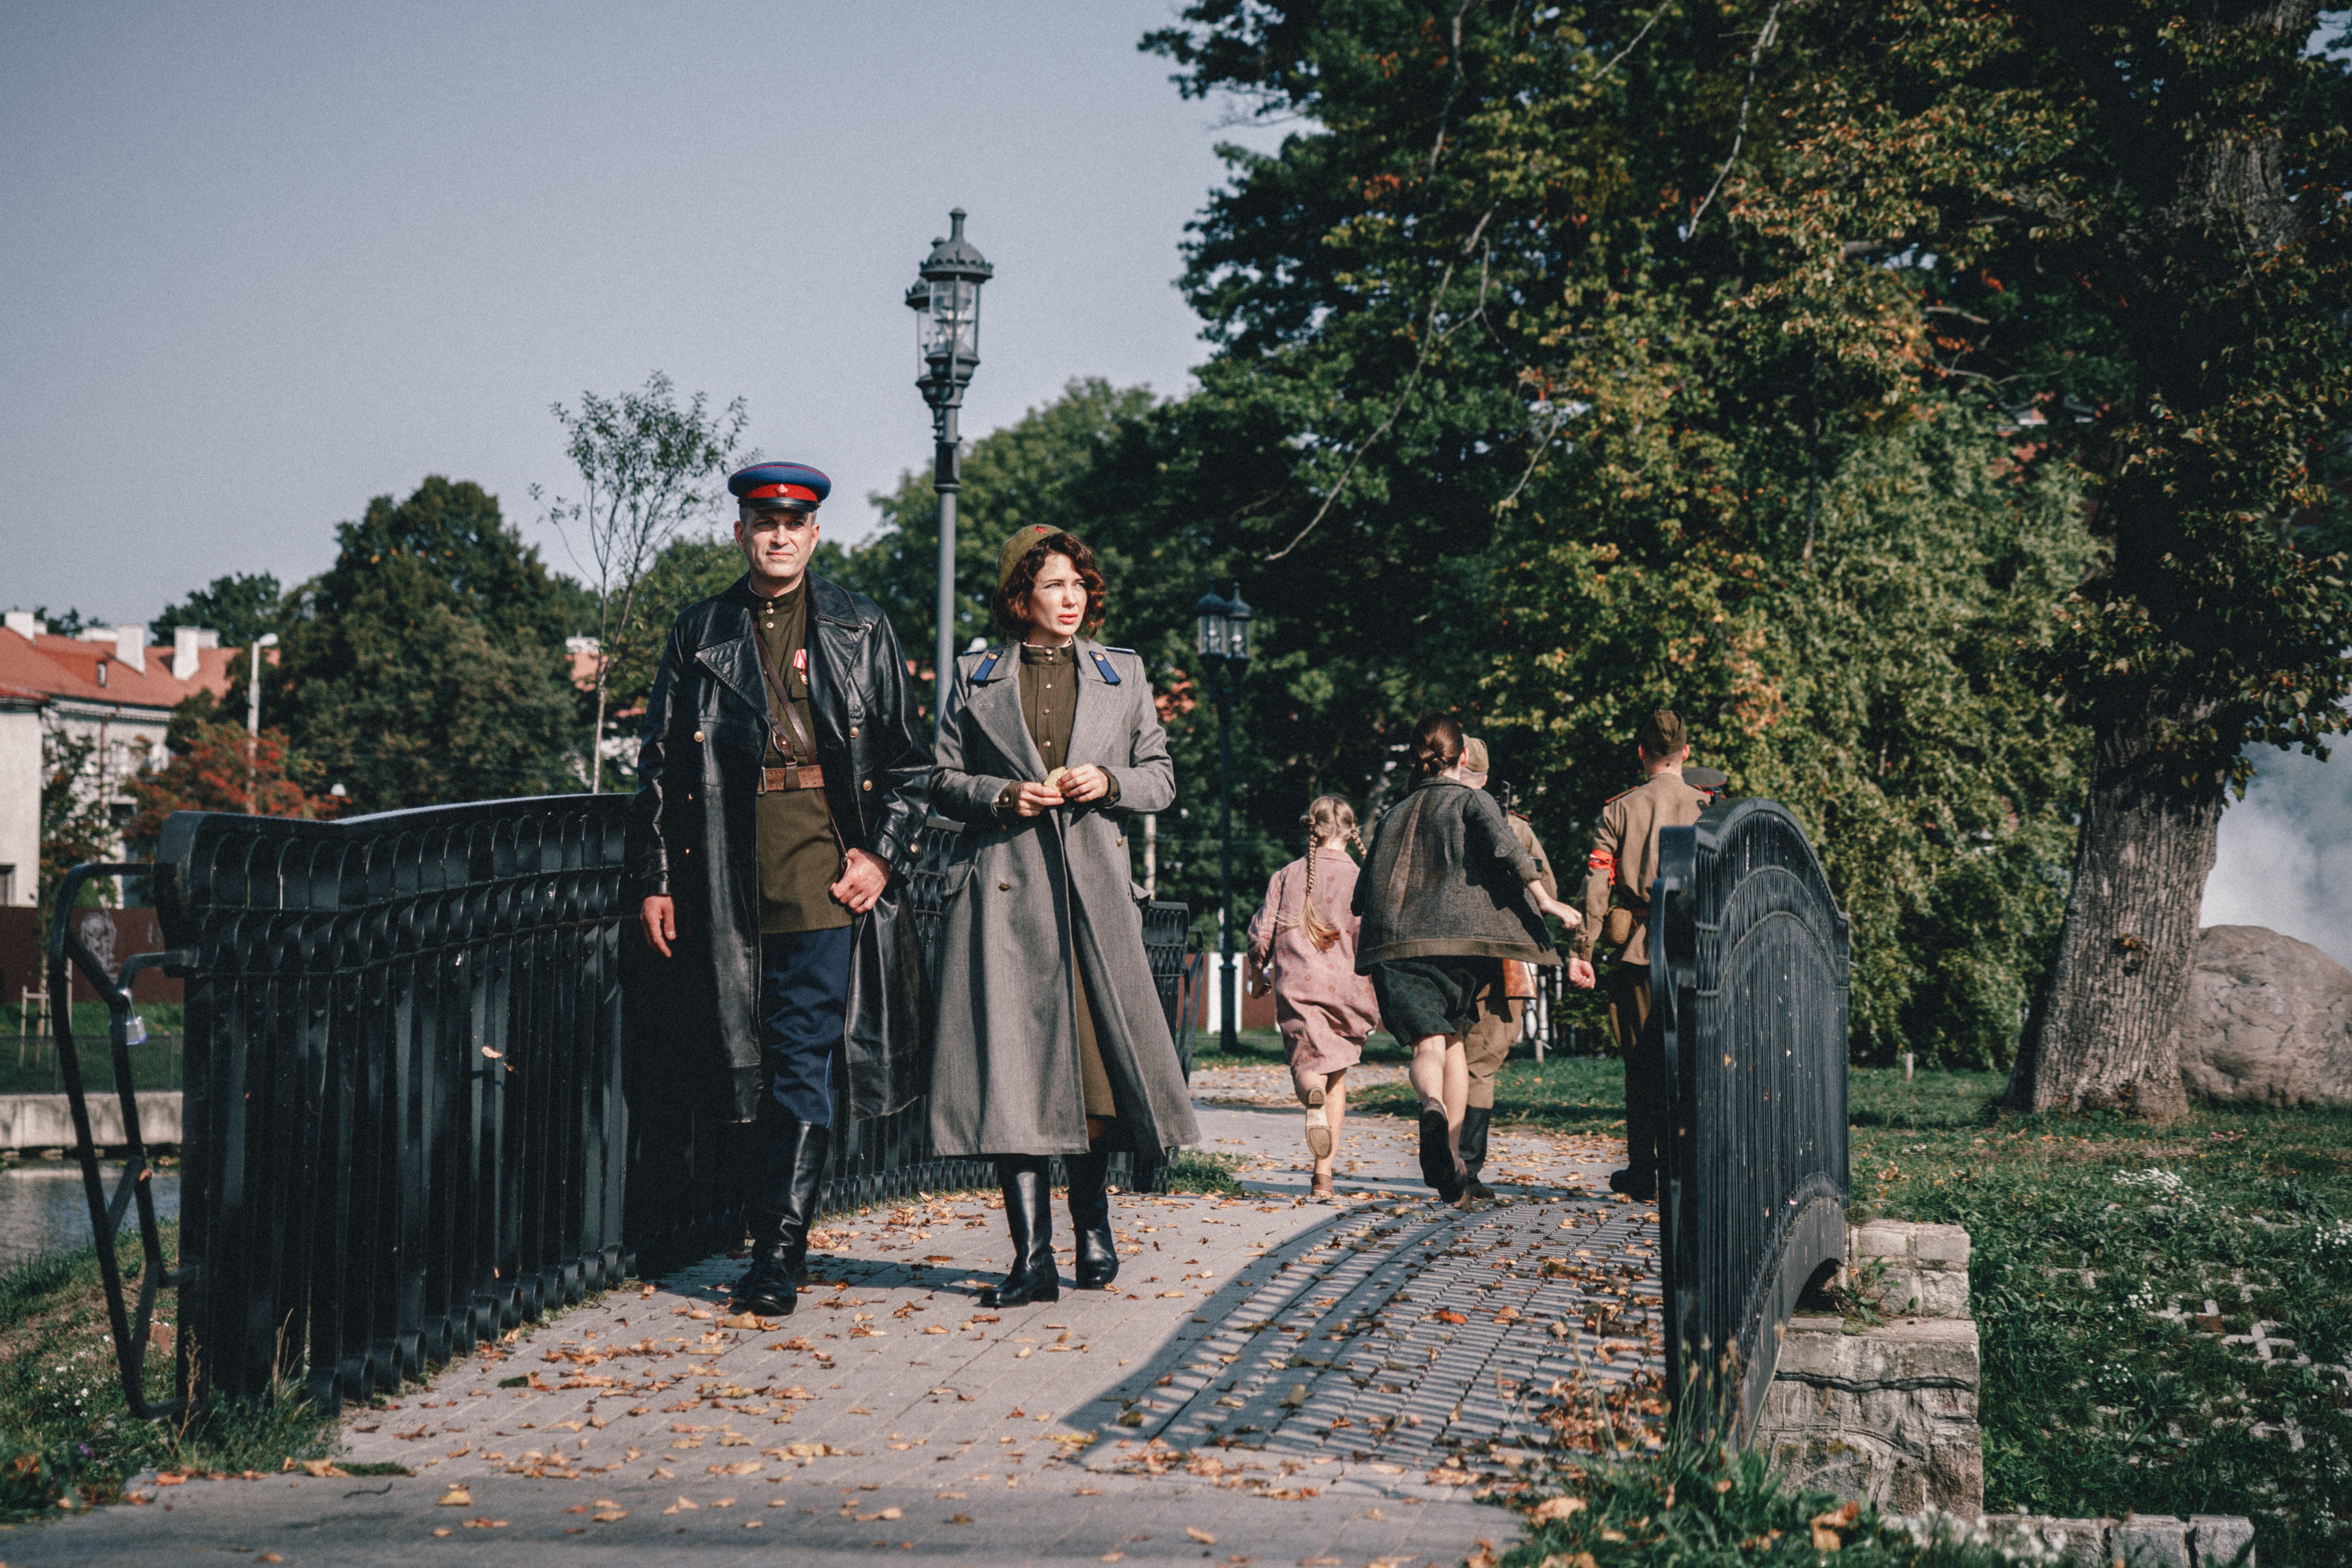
[1653,798,1851,1444]
[56,800,1188,1416]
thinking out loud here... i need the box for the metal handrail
[48,861,190,1421]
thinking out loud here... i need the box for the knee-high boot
[980,1156,1060,1308]
[734,1117,831,1316]
[1066,1142,1118,1290]
[978,1152,1063,1316]
[1457,1107,1494,1201]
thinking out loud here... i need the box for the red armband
[1587,849,1617,874]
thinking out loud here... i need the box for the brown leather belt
[760,764,826,793]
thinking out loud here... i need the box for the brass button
[1117,836,1125,845]
[999,882,1011,892]
[692,730,705,742]
[861,780,872,791]
[848,726,859,738]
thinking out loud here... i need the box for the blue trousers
[759,926,853,1129]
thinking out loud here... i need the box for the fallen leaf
[298,1458,347,1478]
[1434,1310,1469,1325]
[1187,1527,1217,1545]
[951,1512,975,1524]
[663,1496,700,1515]
[444,1442,470,1458]
[1529,1497,1587,1522]
[258,1556,283,1563]
[436,1488,472,1507]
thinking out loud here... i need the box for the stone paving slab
[8,1096,1658,1567]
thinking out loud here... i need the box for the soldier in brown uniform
[1455,738,1555,1200]
[1567,709,1710,1200]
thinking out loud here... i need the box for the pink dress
[1246,849,1382,1074]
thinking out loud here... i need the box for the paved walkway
[14,1079,1663,1567]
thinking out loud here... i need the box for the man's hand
[1007,781,1066,817]
[1058,765,1113,803]
[830,847,891,914]
[1568,954,1597,991]
[641,895,682,958]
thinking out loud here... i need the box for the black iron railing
[1653,798,1850,1444]
[56,800,1191,1416]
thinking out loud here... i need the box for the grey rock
[2116,1513,2192,1568]
[1759,1317,1981,1516]
[2175,924,2352,1109]
[2188,1513,2257,1568]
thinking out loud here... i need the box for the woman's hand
[1007,781,1066,817]
[1530,886,1582,928]
[1058,764,1113,803]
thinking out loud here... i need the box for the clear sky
[0,0,1270,626]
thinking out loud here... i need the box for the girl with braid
[1246,796,1380,1197]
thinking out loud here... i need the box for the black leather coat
[627,574,932,1124]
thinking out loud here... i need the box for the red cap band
[744,482,821,504]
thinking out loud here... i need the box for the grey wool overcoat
[925,639,1202,1158]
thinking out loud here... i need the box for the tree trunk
[2007,691,2221,1121]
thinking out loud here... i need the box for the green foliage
[150,572,282,649]
[24,607,99,638]
[276,478,584,810]
[537,371,748,791]
[1141,2,2106,1066]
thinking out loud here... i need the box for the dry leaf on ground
[1186,1527,1217,1544]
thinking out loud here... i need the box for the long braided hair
[1290,795,1362,952]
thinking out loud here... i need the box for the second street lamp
[905,209,994,732]
[1193,581,1253,1056]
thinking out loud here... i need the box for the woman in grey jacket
[927,526,1201,1306]
[1353,714,1580,1201]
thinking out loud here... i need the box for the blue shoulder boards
[971,644,1009,683]
[1088,647,1122,685]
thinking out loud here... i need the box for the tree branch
[1684,0,1785,240]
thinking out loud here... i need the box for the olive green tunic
[752,581,850,935]
[1017,643,1115,1118]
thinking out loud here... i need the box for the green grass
[1165,1149,1252,1195]
[0,1224,338,1517]
[1845,1072,2351,1564]
[1505,1435,2041,1567]
[0,1002,187,1097]
[1353,1052,1627,1129]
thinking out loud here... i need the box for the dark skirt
[1369,955,1504,1043]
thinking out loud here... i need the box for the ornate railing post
[1654,799,1850,1444]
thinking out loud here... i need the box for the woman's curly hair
[995,530,1109,639]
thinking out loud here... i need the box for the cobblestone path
[12,1089,1663,1568]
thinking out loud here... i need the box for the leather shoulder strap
[971,644,1009,683]
[1086,647,1122,685]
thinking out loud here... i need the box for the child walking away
[1353,715,1581,1204]
[1246,797,1380,1199]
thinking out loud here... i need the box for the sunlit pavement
[10,1084,1664,1567]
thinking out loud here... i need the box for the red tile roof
[0,630,239,712]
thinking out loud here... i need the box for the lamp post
[1192,582,1253,1055]
[247,632,278,813]
[905,209,994,732]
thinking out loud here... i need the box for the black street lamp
[905,209,994,729]
[1193,581,1254,1055]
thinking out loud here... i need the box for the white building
[0,612,238,905]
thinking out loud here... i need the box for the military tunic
[1015,644,1115,1119]
[752,581,850,934]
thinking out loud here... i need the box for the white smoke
[2201,741,2352,968]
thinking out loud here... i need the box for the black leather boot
[733,1118,831,1316]
[1066,1143,1118,1290]
[980,1156,1060,1308]
[1458,1107,1495,1201]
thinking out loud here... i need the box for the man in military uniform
[1568,709,1710,1200]
[630,461,931,1315]
[1455,737,1555,1200]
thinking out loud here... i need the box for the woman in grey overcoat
[928,524,1201,1306]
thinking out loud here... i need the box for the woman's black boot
[980,1156,1060,1307]
[734,1118,831,1316]
[1066,1144,1118,1290]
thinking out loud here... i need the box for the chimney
[172,626,208,679]
[1,611,39,640]
[114,624,145,674]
